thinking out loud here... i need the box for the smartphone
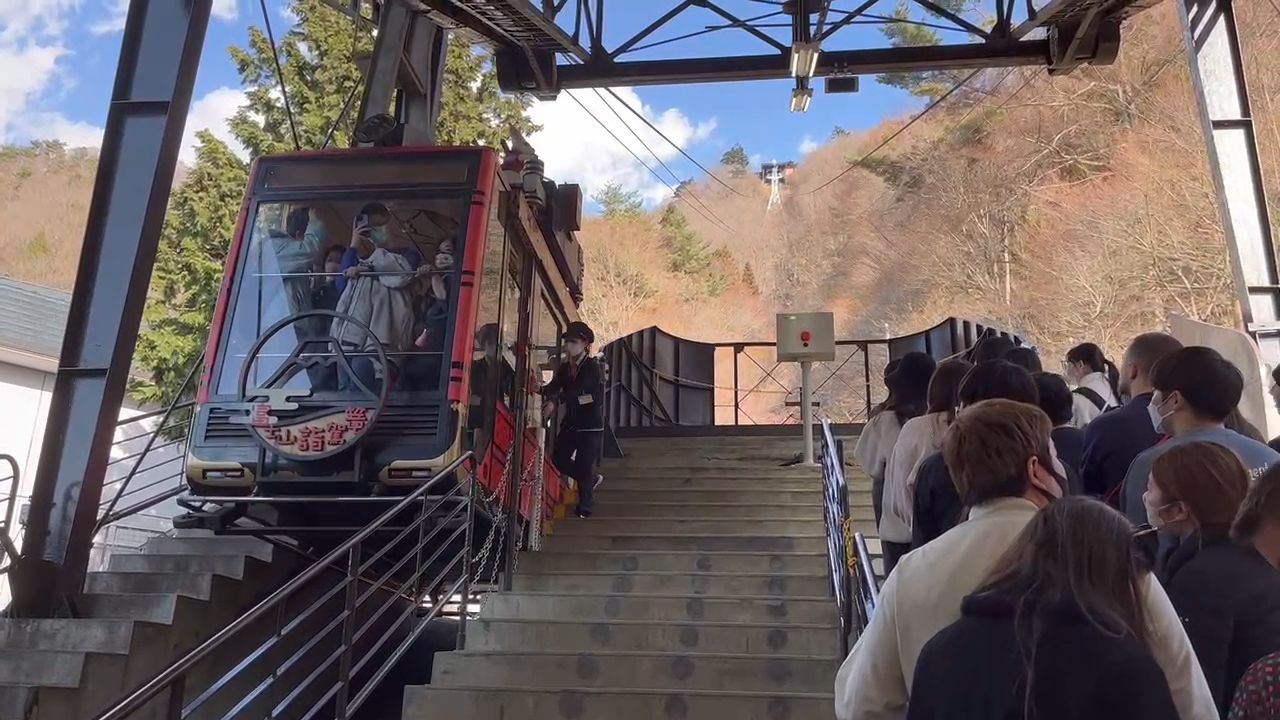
[355,212,370,236]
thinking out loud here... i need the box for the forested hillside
[2,1,1278,372]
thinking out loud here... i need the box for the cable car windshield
[213,195,466,401]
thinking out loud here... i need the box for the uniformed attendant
[541,321,605,518]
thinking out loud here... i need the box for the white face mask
[1143,490,1178,529]
[434,252,454,271]
[565,340,586,359]
[1147,393,1173,434]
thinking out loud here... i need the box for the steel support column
[356,1,448,146]
[12,0,213,616]
[1177,0,1280,365]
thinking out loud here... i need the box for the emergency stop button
[801,331,811,347]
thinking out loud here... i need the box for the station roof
[0,278,69,369]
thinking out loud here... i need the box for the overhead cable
[588,87,737,230]
[803,69,982,195]
[603,87,748,198]
[564,91,736,234]
[258,0,302,151]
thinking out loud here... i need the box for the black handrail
[0,455,20,575]
[819,419,855,655]
[94,452,477,720]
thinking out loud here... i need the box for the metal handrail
[819,419,855,655]
[854,532,879,619]
[94,451,476,720]
[0,455,20,574]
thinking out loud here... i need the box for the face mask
[1143,491,1179,529]
[1148,394,1173,434]
[368,226,388,247]
[565,340,586,359]
[435,252,454,271]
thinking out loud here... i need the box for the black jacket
[1162,529,1280,717]
[543,356,604,431]
[1052,426,1086,495]
[911,451,962,549]
[1081,393,1160,501]
[909,592,1178,720]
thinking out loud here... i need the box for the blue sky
[0,1,953,202]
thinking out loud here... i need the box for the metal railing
[0,455,20,579]
[603,319,1025,429]
[94,453,479,720]
[820,419,882,655]
[819,420,856,655]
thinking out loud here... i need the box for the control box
[776,312,836,362]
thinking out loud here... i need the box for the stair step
[433,651,839,693]
[143,536,273,563]
[542,534,829,553]
[519,550,828,574]
[0,618,141,654]
[404,685,836,720]
[590,502,823,519]
[513,572,831,597]
[107,553,250,579]
[0,651,85,688]
[594,489,822,504]
[481,592,837,625]
[84,571,217,600]
[555,518,823,535]
[601,476,819,488]
[466,618,840,655]
[80,593,182,623]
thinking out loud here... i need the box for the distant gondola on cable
[176,123,587,535]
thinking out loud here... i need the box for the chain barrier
[469,443,542,614]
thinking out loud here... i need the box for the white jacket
[1070,371,1119,428]
[853,411,902,486]
[834,497,1216,720]
[881,413,948,544]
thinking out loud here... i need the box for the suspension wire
[589,87,736,230]
[802,69,982,195]
[564,91,736,234]
[322,81,362,149]
[603,86,748,197]
[259,0,302,151]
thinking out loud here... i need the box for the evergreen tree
[593,183,643,220]
[132,0,536,403]
[131,133,248,405]
[660,204,711,275]
[720,143,750,175]
[877,0,972,98]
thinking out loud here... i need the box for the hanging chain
[469,446,542,614]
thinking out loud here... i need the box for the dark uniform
[543,323,605,517]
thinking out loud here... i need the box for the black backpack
[1073,386,1109,412]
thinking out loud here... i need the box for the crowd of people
[261,201,457,392]
[843,332,1280,719]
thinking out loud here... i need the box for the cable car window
[498,242,525,410]
[468,194,507,459]
[213,196,466,401]
[533,289,563,448]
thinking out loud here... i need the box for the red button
[801,331,812,342]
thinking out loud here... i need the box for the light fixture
[789,41,821,79]
[790,87,813,113]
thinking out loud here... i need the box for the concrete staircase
[405,433,868,720]
[0,532,301,720]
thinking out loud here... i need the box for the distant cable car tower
[763,159,785,212]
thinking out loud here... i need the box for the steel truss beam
[1177,0,1280,363]
[13,0,213,617]
[510,40,1050,90]
[357,1,449,145]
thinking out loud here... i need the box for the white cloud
[0,44,66,142]
[799,135,820,155]
[180,86,249,163]
[92,0,236,35]
[24,113,104,147]
[0,0,79,41]
[213,0,238,21]
[528,88,716,207]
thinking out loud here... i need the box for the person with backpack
[1063,342,1120,427]
[854,353,936,529]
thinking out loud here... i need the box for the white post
[529,423,546,551]
[801,360,815,465]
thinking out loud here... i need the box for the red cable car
[183,145,585,528]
